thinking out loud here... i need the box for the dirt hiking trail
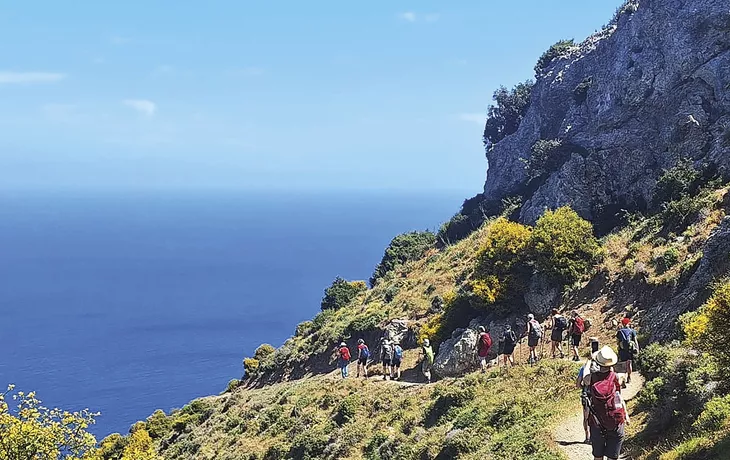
[554,372,644,460]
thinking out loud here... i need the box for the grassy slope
[158,361,579,460]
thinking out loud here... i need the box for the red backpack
[479,333,492,355]
[574,317,585,334]
[339,346,351,361]
[589,372,625,432]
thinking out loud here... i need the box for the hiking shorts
[502,344,515,355]
[358,356,368,365]
[551,329,563,342]
[590,425,624,459]
[382,358,392,366]
[392,358,402,368]
[528,336,539,347]
[571,334,582,347]
[618,348,634,362]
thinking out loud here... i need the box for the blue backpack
[394,345,403,359]
[360,344,370,359]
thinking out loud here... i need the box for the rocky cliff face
[484,0,730,227]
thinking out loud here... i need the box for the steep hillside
[92,1,730,459]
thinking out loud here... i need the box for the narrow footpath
[554,372,644,459]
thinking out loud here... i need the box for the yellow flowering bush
[120,428,159,460]
[0,385,99,460]
[683,282,730,379]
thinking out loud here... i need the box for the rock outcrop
[433,318,512,377]
[648,216,730,338]
[483,0,730,228]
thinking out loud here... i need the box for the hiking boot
[383,375,387,381]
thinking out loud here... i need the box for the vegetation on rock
[371,231,436,286]
[483,81,534,150]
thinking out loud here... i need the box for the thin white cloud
[459,113,486,124]
[398,12,439,23]
[111,36,132,45]
[229,67,265,77]
[0,72,66,84]
[123,99,157,116]
[399,11,417,22]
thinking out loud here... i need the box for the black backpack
[555,316,568,331]
[503,330,517,346]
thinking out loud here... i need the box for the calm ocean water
[0,190,463,438]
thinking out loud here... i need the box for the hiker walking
[392,342,403,380]
[477,325,493,373]
[577,350,599,444]
[380,338,394,380]
[421,338,435,383]
[525,314,543,364]
[549,309,568,359]
[616,317,640,384]
[337,342,351,379]
[585,346,629,460]
[356,338,370,378]
[569,311,586,362]
[501,325,517,368]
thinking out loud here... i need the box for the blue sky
[0,1,623,192]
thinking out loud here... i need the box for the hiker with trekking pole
[569,311,586,362]
[582,346,630,460]
[501,325,517,369]
[549,309,568,359]
[617,317,640,385]
[525,314,543,365]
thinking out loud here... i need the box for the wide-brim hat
[340,342,347,347]
[594,346,618,367]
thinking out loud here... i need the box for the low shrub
[654,159,701,205]
[534,39,574,76]
[243,358,260,378]
[289,425,331,460]
[334,395,359,426]
[254,344,276,361]
[321,277,367,311]
[694,395,730,432]
[655,247,680,274]
[370,231,436,286]
[225,379,241,393]
[573,77,593,103]
[525,139,569,180]
[348,310,386,334]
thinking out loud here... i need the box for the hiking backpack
[555,315,569,331]
[340,346,351,361]
[503,330,517,346]
[529,320,543,339]
[360,344,370,359]
[394,345,403,359]
[479,333,492,351]
[574,317,585,334]
[588,371,626,432]
[619,329,637,353]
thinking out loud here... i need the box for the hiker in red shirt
[477,325,493,373]
[337,342,351,379]
[356,338,370,378]
[569,311,586,362]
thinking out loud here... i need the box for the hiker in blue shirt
[616,317,640,384]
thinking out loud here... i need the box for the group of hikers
[335,310,640,459]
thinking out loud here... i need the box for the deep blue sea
[0,190,463,438]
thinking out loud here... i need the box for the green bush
[637,377,666,408]
[144,409,172,440]
[694,395,730,432]
[295,321,313,337]
[655,247,680,274]
[654,159,701,205]
[535,39,574,76]
[289,425,331,460]
[321,277,367,311]
[334,395,359,426]
[660,193,711,233]
[483,81,534,149]
[225,379,241,393]
[684,282,730,381]
[243,358,260,377]
[426,384,477,427]
[525,139,568,180]
[530,207,602,285]
[437,213,474,246]
[348,310,386,334]
[370,231,436,286]
[254,344,276,361]
[438,429,481,458]
[637,343,670,380]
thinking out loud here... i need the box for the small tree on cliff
[371,231,436,286]
[483,81,534,151]
[321,277,367,311]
